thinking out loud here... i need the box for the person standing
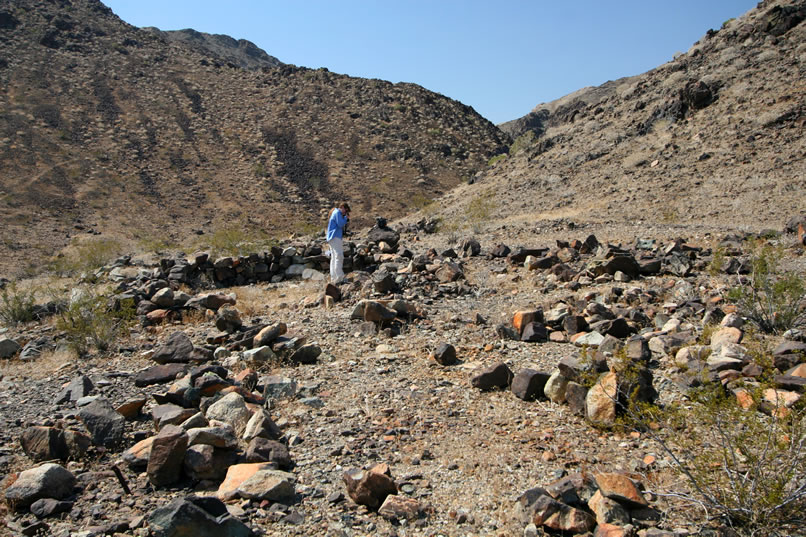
[326,202,350,284]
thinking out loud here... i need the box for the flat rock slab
[135,363,188,387]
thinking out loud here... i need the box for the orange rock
[734,389,755,410]
[146,309,172,323]
[594,472,648,508]
[549,331,567,343]
[642,454,656,466]
[569,332,588,344]
[594,522,632,537]
[513,310,541,335]
[221,385,265,405]
[218,462,274,500]
[116,398,146,420]
[788,363,806,378]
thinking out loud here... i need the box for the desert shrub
[727,244,805,333]
[0,282,36,326]
[707,246,727,277]
[509,131,536,156]
[487,154,507,166]
[203,223,277,257]
[55,289,134,357]
[625,378,805,535]
[50,238,124,276]
[465,190,497,225]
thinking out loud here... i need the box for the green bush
[0,282,36,326]
[509,131,536,156]
[727,244,805,334]
[55,290,134,357]
[625,379,805,535]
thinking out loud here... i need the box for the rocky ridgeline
[1,220,805,537]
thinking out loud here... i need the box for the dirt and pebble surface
[0,219,804,537]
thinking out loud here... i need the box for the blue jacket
[326,208,348,241]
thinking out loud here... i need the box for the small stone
[595,472,648,508]
[511,369,550,401]
[343,464,397,509]
[378,495,421,521]
[433,343,457,366]
[470,362,513,391]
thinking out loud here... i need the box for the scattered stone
[56,375,94,404]
[148,496,252,537]
[20,427,90,462]
[544,371,569,403]
[0,337,21,358]
[205,392,252,436]
[470,361,513,391]
[378,495,422,521]
[289,344,321,364]
[511,369,550,401]
[78,399,125,447]
[135,363,188,387]
[5,463,76,508]
[147,425,189,487]
[433,343,457,365]
[343,463,397,509]
[586,372,618,426]
[595,472,648,508]
[30,498,73,519]
[152,332,200,364]
[235,468,295,501]
[262,375,298,400]
[116,397,147,419]
[245,437,292,468]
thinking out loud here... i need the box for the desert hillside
[0,0,508,277]
[0,1,804,537]
[424,0,805,240]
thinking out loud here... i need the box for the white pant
[328,237,344,284]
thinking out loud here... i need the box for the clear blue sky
[102,1,758,124]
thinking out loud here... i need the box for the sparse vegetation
[487,153,507,166]
[55,288,134,357]
[465,189,497,224]
[0,281,37,326]
[727,243,806,334]
[49,238,125,276]
[509,131,536,156]
[202,222,278,257]
[628,379,806,536]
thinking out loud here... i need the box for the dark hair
[339,202,351,214]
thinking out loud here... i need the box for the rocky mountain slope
[436,0,806,240]
[143,28,284,71]
[0,0,508,277]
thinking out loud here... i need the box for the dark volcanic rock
[511,369,550,401]
[148,496,252,537]
[471,362,513,391]
[78,399,125,447]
